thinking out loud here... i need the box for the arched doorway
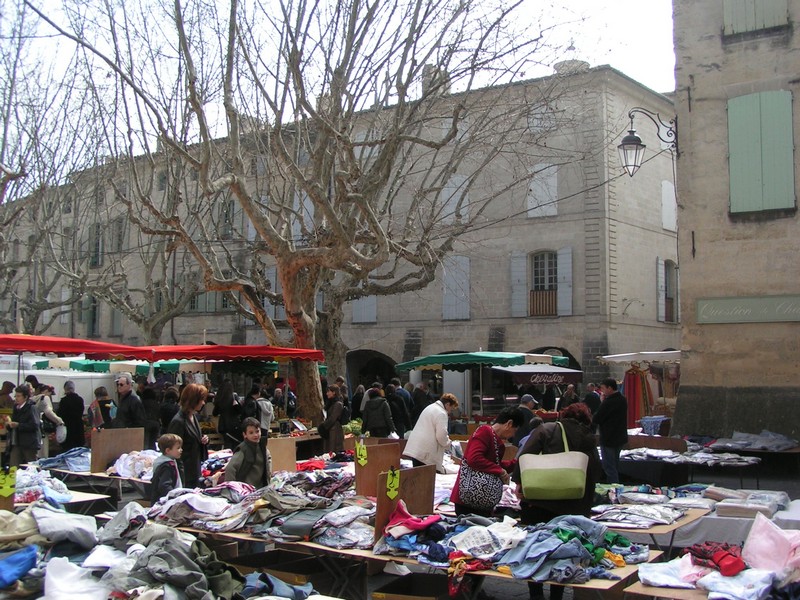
[345,349,396,390]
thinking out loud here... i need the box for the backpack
[339,402,351,425]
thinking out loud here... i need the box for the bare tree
[27,0,580,421]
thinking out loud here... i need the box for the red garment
[384,499,441,537]
[449,424,515,504]
[296,459,326,471]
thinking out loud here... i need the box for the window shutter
[352,295,377,323]
[656,257,666,323]
[556,246,572,316]
[510,251,528,317]
[440,175,469,223]
[527,164,558,218]
[60,287,70,324]
[729,91,795,213]
[661,180,677,231]
[442,255,470,320]
[676,266,681,324]
[724,0,788,34]
[760,90,795,210]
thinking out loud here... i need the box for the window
[657,258,679,323]
[94,186,105,207]
[527,105,556,134]
[440,174,469,223]
[219,200,234,240]
[111,217,127,254]
[261,266,285,320]
[510,247,572,317]
[89,223,104,267]
[85,296,100,337]
[351,295,377,323]
[251,156,268,176]
[60,287,70,324]
[442,255,470,320]
[62,196,72,214]
[292,191,314,245]
[110,308,123,336]
[723,0,788,35]
[728,90,795,213]
[527,164,558,218]
[157,171,167,191]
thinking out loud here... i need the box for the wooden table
[18,490,111,515]
[608,508,710,558]
[623,581,707,599]
[278,540,662,600]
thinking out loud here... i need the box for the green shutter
[728,91,795,213]
[760,90,795,210]
[724,0,788,35]
[728,94,764,212]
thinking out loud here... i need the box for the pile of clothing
[12,467,72,505]
[373,499,649,589]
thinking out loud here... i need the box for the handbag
[457,427,504,511]
[518,421,589,500]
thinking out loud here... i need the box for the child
[225,417,271,488]
[150,433,185,503]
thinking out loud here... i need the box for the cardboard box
[229,550,336,591]
[372,573,449,600]
[228,550,309,576]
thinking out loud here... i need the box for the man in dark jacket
[57,381,86,451]
[594,378,628,483]
[112,372,147,438]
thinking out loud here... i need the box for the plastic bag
[55,425,67,444]
[387,431,400,439]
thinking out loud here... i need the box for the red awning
[0,334,142,359]
[134,344,324,362]
[0,334,324,363]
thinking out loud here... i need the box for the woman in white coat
[403,393,459,473]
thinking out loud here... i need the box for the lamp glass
[618,132,646,177]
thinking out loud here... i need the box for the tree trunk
[317,301,348,381]
[294,358,324,424]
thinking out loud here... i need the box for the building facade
[671,0,800,437]
[4,63,681,406]
[334,64,681,401]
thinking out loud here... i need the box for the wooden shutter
[510,251,528,317]
[442,255,470,320]
[556,246,572,316]
[656,257,666,323]
[527,164,558,218]
[729,90,795,213]
[352,295,377,323]
[724,0,788,35]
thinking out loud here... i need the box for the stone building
[4,63,680,410]
[337,64,681,404]
[671,0,800,437]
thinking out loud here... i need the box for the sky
[551,0,676,93]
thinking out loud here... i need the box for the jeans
[600,445,622,483]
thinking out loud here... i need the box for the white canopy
[599,351,681,364]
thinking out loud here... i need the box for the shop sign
[696,295,800,323]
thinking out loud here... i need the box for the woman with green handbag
[512,402,603,600]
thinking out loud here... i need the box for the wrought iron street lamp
[618,107,678,177]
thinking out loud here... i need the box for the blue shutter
[556,246,572,316]
[442,255,470,320]
[510,251,528,317]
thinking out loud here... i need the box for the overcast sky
[554,0,676,94]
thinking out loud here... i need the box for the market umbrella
[491,364,583,386]
[395,352,570,413]
[395,351,569,372]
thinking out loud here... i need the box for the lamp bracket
[627,107,678,155]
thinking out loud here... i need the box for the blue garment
[240,572,314,600]
[495,529,563,579]
[0,545,38,588]
[545,515,608,547]
[35,447,91,472]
